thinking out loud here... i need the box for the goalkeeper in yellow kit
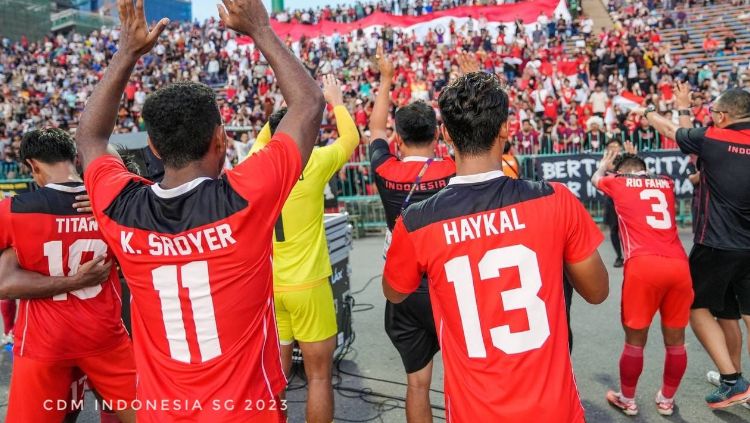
[248,75,359,423]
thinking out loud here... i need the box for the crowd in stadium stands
[1,0,750,180]
[272,0,491,24]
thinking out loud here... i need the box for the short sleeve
[0,199,12,250]
[383,218,424,294]
[225,131,302,217]
[370,139,394,170]
[84,155,150,216]
[596,174,617,197]
[554,183,604,264]
[675,127,707,155]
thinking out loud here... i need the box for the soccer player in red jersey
[382,72,609,422]
[0,129,137,423]
[592,147,693,416]
[74,0,324,421]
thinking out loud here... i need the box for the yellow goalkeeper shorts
[274,278,338,344]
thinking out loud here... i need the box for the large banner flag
[237,0,570,43]
[528,150,695,201]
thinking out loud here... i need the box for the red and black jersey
[676,122,750,250]
[83,133,300,423]
[0,182,128,361]
[384,171,603,422]
[597,173,686,261]
[370,139,456,231]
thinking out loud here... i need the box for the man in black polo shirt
[368,46,456,423]
[634,86,750,409]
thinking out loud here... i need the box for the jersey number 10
[44,240,107,301]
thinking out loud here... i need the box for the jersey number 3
[445,245,550,357]
[640,189,672,230]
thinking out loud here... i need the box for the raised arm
[369,44,395,142]
[323,74,359,157]
[591,148,617,188]
[219,0,325,168]
[76,0,169,169]
[632,81,692,142]
[247,122,272,156]
[0,250,112,300]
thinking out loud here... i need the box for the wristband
[678,109,691,116]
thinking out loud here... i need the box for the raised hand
[623,140,638,155]
[117,0,169,59]
[599,148,618,172]
[674,80,692,109]
[457,50,481,75]
[376,44,394,80]
[322,74,344,107]
[218,0,271,37]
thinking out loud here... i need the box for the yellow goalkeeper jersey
[248,105,359,291]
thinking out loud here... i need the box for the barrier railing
[334,146,693,230]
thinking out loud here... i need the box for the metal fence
[335,147,694,231]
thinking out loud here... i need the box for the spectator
[585,116,608,151]
[631,115,659,150]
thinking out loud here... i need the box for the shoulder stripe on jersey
[401,178,555,232]
[10,186,86,216]
[103,179,248,235]
[705,127,750,146]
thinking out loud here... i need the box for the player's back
[272,144,346,287]
[0,182,127,360]
[398,173,601,422]
[85,136,300,422]
[598,174,685,261]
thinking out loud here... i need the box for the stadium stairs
[564,2,750,75]
[658,3,750,74]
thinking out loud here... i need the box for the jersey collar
[151,177,211,199]
[402,156,432,162]
[448,170,505,186]
[46,182,86,193]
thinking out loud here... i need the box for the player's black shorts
[690,244,750,316]
[384,288,440,374]
[711,284,741,320]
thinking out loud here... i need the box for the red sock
[1,300,16,335]
[619,343,644,399]
[662,345,687,399]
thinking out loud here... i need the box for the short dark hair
[142,82,222,169]
[438,72,509,155]
[716,89,750,120]
[20,128,77,164]
[394,101,437,145]
[268,108,288,135]
[614,153,647,172]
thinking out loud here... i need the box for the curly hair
[438,72,509,156]
[142,82,222,169]
[20,128,77,164]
